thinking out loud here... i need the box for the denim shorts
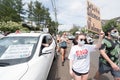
[99,62,120,78]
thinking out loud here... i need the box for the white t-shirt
[68,45,96,73]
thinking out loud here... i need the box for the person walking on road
[94,27,120,80]
[68,32,104,80]
[59,32,69,66]
[56,34,61,53]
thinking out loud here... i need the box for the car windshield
[0,36,39,66]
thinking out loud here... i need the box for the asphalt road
[47,41,114,80]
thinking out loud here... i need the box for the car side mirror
[42,47,52,54]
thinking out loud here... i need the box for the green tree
[0,21,29,33]
[27,1,57,34]
[15,0,25,20]
[27,1,33,22]
[69,25,79,35]
[48,21,58,34]
[81,27,88,33]
[102,20,119,32]
[0,0,24,22]
[27,1,50,26]
[117,24,120,32]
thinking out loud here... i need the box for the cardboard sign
[87,0,102,34]
[0,44,33,59]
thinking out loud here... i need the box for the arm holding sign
[95,31,104,49]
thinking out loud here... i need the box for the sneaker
[62,62,64,66]
[64,58,65,61]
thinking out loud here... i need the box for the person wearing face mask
[68,32,104,80]
[94,27,120,80]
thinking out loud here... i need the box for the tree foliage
[0,21,29,33]
[117,24,120,32]
[0,0,24,22]
[27,1,57,34]
[102,20,120,32]
[27,1,51,26]
[69,25,79,35]
[0,0,56,34]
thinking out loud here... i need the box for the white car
[0,32,57,80]
[67,35,75,40]
[0,34,4,38]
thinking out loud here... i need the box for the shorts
[72,69,88,76]
[60,46,67,49]
[99,62,120,78]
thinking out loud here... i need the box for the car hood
[0,63,28,80]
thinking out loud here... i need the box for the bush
[0,21,29,33]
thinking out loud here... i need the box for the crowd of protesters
[56,26,120,80]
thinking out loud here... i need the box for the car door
[21,34,55,80]
[38,35,55,80]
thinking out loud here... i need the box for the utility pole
[51,0,58,35]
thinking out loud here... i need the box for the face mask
[78,40,85,46]
[111,31,119,38]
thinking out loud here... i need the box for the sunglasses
[79,39,86,41]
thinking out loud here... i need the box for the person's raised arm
[95,31,104,49]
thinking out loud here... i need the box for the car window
[0,36,40,66]
[42,36,47,44]
[39,35,53,56]
[41,35,52,46]
[0,37,38,59]
[46,35,53,45]
[40,36,47,53]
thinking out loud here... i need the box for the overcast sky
[24,0,120,31]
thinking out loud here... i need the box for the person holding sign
[94,27,120,80]
[68,31,104,80]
